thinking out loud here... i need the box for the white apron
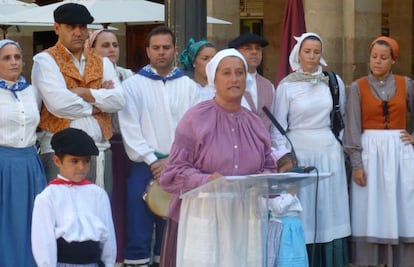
[177,182,264,267]
[288,128,351,243]
[351,130,414,242]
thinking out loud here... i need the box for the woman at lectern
[271,32,350,267]
[158,48,277,267]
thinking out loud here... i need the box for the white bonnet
[206,48,248,88]
[288,32,327,71]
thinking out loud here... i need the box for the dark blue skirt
[0,145,46,267]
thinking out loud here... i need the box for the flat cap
[51,128,98,156]
[54,3,94,25]
[228,32,269,48]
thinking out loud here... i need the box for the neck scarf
[285,70,329,85]
[138,64,184,81]
[0,76,30,99]
[49,177,92,186]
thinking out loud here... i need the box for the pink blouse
[159,100,276,222]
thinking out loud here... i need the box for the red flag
[275,0,306,86]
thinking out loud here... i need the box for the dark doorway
[126,24,163,72]
[33,31,57,55]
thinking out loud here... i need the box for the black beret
[54,3,94,25]
[228,33,269,48]
[51,128,98,156]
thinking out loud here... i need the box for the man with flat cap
[228,32,275,132]
[32,3,125,194]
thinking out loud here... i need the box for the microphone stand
[263,105,321,267]
[262,106,315,173]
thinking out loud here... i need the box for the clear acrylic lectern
[177,172,330,267]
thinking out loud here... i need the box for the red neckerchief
[49,178,92,186]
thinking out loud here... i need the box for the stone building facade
[207,0,413,86]
[11,0,413,87]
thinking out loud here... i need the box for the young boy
[31,128,116,267]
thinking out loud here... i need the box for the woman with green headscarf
[179,38,217,100]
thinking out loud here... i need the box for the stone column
[350,1,381,82]
[385,0,413,76]
[165,0,207,54]
[304,0,381,84]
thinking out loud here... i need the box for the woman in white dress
[271,32,350,267]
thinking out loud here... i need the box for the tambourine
[143,179,172,218]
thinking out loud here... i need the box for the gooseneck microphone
[263,106,321,267]
[262,106,315,173]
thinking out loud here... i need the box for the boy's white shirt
[31,175,116,267]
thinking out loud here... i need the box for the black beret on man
[228,32,269,49]
[54,3,94,25]
[51,128,99,156]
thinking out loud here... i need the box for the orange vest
[39,43,113,140]
[358,75,406,130]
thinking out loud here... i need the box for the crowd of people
[1,2,414,267]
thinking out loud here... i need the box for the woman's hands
[151,158,168,181]
[208,172,222,182]
[352,168,366,186]
[277,153,294,173]
[400,130,414,145]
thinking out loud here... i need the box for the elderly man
[32,3,125,193]
[228,32,275,131]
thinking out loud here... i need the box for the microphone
[262,106,315,173]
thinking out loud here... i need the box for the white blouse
[0,84,40,148]
[271,74,345,150]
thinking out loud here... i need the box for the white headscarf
[0,39,21,51]
[205,48,248,88]
[288,32,327,72]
